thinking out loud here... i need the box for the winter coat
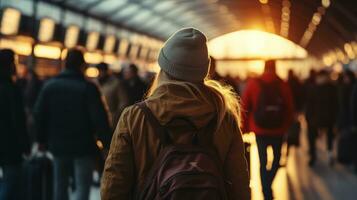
[99,76,129,126]
[101,80,250,200]
[34,69,111,157]
[242,72,294,136]
[337,82,354,129]
[305,80,337,127]
[0,80,30,165]
[351,83,357,128]
[288,76,304,112]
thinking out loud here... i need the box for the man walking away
[242,60,294,200]
[34,48,111,200]
[96,62,129,127]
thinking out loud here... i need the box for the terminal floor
[89,127,357,200]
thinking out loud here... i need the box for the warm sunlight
[208,30,307,60]
[207,30,315,79]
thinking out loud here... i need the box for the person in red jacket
[242,60,294,200]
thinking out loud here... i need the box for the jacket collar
[58,69,85,79]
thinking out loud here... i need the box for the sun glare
[208,30,313,79]
[208,30,307,60]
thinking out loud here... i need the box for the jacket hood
[146,79,219,130]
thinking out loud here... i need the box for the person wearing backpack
[242,60,294,200]
[101,28,250,200]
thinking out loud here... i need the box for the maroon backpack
[136,102,228,200]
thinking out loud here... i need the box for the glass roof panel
[137,15,163,30]
[89,0,128,15]
[66,0,99,8]
[36,2,61,22]
[125,10,153,26]
[1,0,34,16]
[64,10,84,27]
[110,4,141,21]
[152,1,176,12]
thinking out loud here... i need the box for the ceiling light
[259,0,269,4]
[322,0,330,8]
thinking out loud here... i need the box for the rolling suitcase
[337,130,357,165]
[23,154,53,200]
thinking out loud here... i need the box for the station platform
[88,121,357,200]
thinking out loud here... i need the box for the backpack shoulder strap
[137,102,172,145]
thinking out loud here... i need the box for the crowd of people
[1,27,357,200]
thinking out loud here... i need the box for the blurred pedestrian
[97,62,129,127]
[286,70,304,148]
[101,28,250,200]
[305,70,338,166]
[287,70,304,113]
[23,69,43,143]
[242,60,294,200]
[337,70,355,133]
[351,80,357,172]
[336,70,357,166]
[122,63,148,105]
[0,49,30,200]
[34,48,111,200]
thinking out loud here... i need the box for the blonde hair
[146,71,241,127]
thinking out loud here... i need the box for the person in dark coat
[287,70,304,112]
[34,48,111,200]
[0,49,30,200]
[17,69,42,144]
[337,70,355,132]
[305,70,338,166]
[96,62,129,127]
[122,63,148,105]
[286,70,304,148]
[351,80,357,172]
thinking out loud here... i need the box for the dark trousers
[0,164,23,200]
[256,135,283,200]
[53,156,94,200]
[307,125,334,160]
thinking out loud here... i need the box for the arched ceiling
[44,0,357,57]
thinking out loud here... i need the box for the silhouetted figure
[34,48,111,200]
[22,69,43,143]
[242,60,294,200]
[122,63,148,105]
[306,70,338,166]
[287,70,304,112]
[286,70,304,148]
[97,62,129,127]
[351,79,357,172]
[337,70,355,132]
[0,49,30,200]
